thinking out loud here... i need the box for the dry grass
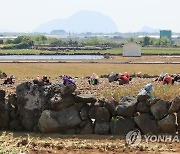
[0,63,179,101]
[0,63,180,78]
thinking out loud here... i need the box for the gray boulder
[150,100,169,120]
[116,95,137,117]
[134,113,159,134]
[80,106,90,120]
[16,82,51,131]
[74,102,87,112]
[169,96,180,113]
[0,90,5,100]
[50,95,75,111]
[81,120,94,134]
[38,106,81,133]
[75,94,97,104]
[137,101,150,113]
[0,110,10,128]
[104,99,118,117]
[158,114,176,134]
[110,116,135,135]
[137,94,150,102]
[10,119,23,131]
[89,106,110,122]
[94,121,109,135]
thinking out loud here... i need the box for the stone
[134,113,159,134]
[104,99,118,117]
[137,101,150,113]
[150,100,169,120]
[110,116,135,135]
[50,95,75,111]
[75,94,97,104]
[74,102,87,112]
[157,114,176,134]
[0,90,5,100]
[89,106,111,122]
[169,96,180,113]
[94,121,109,135]
[8,94,17,108]
[81,120,94,134]
[10,119,23,131]
[10,110,18,120]
[61,83,76,96]
[137,94,150,102]
[16,82,51,131]
[38,106,81,133]
[0,109,10,129]
[80,106,90,120]
[116,95,137,117]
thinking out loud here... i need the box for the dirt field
[0,55,180,153]
[0,131,180,154]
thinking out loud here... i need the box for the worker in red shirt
[162,73,173,85]
[118,73,129,85]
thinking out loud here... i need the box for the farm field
[0,63,179,101]
[0,131,179,154]
[0,47,180,55]
[0,60,180,154]
[0,63,180,78]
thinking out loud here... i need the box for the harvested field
[0,58,180,154]
[0,63,180,78]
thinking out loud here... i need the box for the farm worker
[42,75,51,85]
[62,75,76,92]
[108,72,119,82]
[33,75,41,84]
[3,74,15,84]
[89,73,99,85]
[137,72,142,78]
[62,75,75,86]
[118,73,129,85]
[173,74,180,83]
[123,72,132,81]
[162,73,173,85]
[155,72,165,82]
[138,83,154,98]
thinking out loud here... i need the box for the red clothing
[6,77,13,84]
[162,76,173,85]
[124,73,130,79]
[120,75,129,84]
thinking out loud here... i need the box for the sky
[0,0,180,33]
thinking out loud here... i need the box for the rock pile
[0,82,180,135]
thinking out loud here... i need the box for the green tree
[143,36,151,46]
[160,36,170,46]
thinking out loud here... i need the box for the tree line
[0,35,176,50]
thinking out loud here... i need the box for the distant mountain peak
[34,10,118,33]
[139,26,159,33]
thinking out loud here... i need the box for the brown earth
[0,131,180,154]
[0,55,180,153]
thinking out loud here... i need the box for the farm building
[160,30,172,41]
[123,43,141,57]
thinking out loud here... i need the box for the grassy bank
[0,47,180,55]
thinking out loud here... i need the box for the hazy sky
[0,0,180,32]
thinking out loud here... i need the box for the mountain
[50,30,67,35]
[34,11,118,33]
[139,26,159,33]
